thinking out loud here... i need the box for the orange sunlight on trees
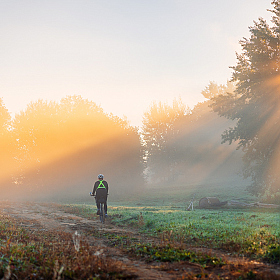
[2,95,144,201]
[5,3,280,201]
[1,92,246,201]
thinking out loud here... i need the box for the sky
[0,0,273,127]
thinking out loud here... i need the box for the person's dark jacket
[92,180,109,197]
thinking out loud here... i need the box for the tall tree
[11,95,144,200]
[211,0,280,196]
[142,98,190,183]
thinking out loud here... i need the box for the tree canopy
[211,0,280,196]
[201,81,235,100]
[142,98,190,183]
[4,95,144,201]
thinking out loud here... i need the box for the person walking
[91,174,109,217]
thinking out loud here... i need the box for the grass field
[0,184,279,279]
[107,181,257,207]
[67,203,280,263]
[74,184,280,264]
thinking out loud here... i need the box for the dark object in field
[199,197,227,208]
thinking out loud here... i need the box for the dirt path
[1,201,280,279]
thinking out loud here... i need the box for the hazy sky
[0,0,272,126]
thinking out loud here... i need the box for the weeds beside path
[0,201,279,279]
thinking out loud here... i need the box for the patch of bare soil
[1,201,279,279]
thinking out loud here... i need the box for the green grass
[64,202,280,264]
[63,183,280,264]
[129,243,226,265]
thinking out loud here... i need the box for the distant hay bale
[199,197,227,208]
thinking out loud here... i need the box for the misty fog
[0,93,251,203]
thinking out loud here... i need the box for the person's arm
[92,181,98,195]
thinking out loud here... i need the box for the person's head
[98,174,104,180]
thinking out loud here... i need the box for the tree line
[142,84,242,187]
[0,96,144,201]
[0,86,243,201]
[2,1,280,201]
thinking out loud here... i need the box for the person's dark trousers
[96,197,107,214]
[96,188,108,214]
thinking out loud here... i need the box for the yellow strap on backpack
[97,180,106,189]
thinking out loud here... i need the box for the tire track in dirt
[0,201,188,279]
